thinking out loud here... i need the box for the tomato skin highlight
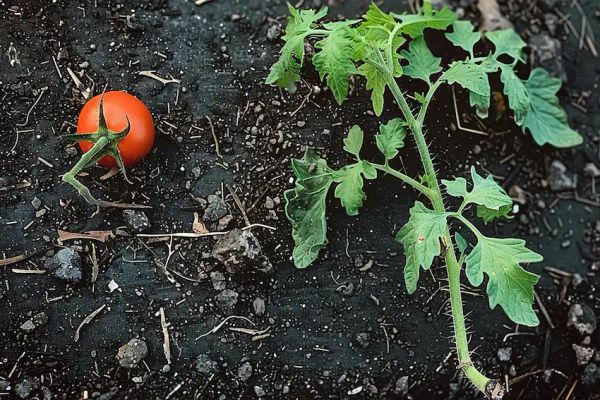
[77,91,154,167]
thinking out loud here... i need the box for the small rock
[582,363,600,387]
[530,34,566,83]
[41,386,52,400]
[14,378,39,399]
[547,160,577,191]
[203,194,228,222]
[116,338,148,369]
[584,163,600,178]
[0,379,10,391]
[123,210,150,233]
[497,347,512,362]
[266,24,281,41]
[572,344,595,366]
[395,376,409,395]
[567,303,597,335]
[216,289,238,312]
[253,298,266,316]
[20,312,48,333]
[43,248,82,283]
[354,332,370,349]
[216,214,233,231]
[254,386,266,397]
[212,229,273,275]
[210,271,226,291]
[31,196,41,209]
[108,280,119,292]
[237,361,252,381]
[196,354,218,375]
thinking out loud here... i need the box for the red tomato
[77,91,154,167]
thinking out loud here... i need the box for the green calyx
[62,95,131,206]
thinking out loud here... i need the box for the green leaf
[285,149,334,268]
[376,118,408,161]
[521,68,583,148]
[442,61,491,97]
[499,64,530,125]
[445,20,480,55]
[455,232,468,254]
[442,166,512,211]
[360,3,396,32]
[469,91,490,119]
[358,63,387,116]
[476,203,512,224]
[313,23,359,105]
[401,36,442,85]
[343,125,364,158]
[333,162,377,216]
[266,5,328,91]
[465,236,542,326]
[392,7,456,38]
[396,202,449,293]
[265,46,302,92]
[285,4,328,57]
[486,28,527,63]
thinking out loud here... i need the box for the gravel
[43,248,82,283]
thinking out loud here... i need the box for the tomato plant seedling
[267,1,582,398]
[62,91,155,206]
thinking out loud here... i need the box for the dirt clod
[116,338,148,369]
[122,210,150,233]
[43,248,82,283]
[212,229,273,275]
[237,361,252,381]
[567,303,597,335]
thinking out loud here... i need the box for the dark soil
[1,0,600,399]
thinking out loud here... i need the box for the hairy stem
[371,163,433,199]
[384,71,495,395]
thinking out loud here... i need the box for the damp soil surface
[1,0,600,399]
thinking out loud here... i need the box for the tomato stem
[381,60,503,398]
[62,96,131,206]
[62,137,109,205]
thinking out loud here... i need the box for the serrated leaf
[333,161,377,216]
[486,28,527,63]
[343,125,364,158]
[442,166,512,211]
[392,7,456,38]
[313,23,358,105]
[360,3,396,32]
[476,203,512,224]
[465,236,542,326]
[266,5,327,91]
[521,68,583,148]
[396,202,449,293]
[285,149,334,268]
[499,64,530,125]
[401,36,442,85]
[445,20,480,55]
[285,4,328,57]
[442,61,491,97]
[376,118,407,161]
[358,63,386,116]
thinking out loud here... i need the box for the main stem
[384,75,498,396]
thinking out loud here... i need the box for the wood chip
[192,212,209,234]
[137,70,181,85]
[160,307,171,365]
[74,304,106,342]
[58,229,114,243]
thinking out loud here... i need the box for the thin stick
[206,116,222,158]
[195,315,255,340]
[17,88,46,127]
[452,87,489,136]
[74,304,106,342]
[226,183,251,227]
[160,307,171,365]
